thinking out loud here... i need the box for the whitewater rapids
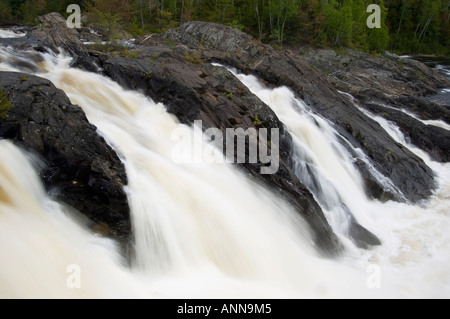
[0,35,449,298]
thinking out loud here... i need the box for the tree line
[1,0,449,55]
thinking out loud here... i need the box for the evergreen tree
[0,0,448,55]
[0,1,14,24]
[367,0,389,52]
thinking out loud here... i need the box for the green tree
[0,1,14,24]
[0,0,447,55]
[325,0,353,47]
[45,0,83,13]
[84,0,136,23]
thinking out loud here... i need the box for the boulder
[0,72,131,243]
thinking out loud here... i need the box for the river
[1,29,450,299]
[413,56,450,107]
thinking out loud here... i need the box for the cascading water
[350,96,450,132]
[220,66,392,246]
[217,65,450,297]
[0,29,25,39]
[1,33,450,298]
[0,140,154,299]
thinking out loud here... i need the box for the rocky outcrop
[0,72,131,242]
[301,47,450,163]
[157,21,436,203]
[0,13,98,72]
[5,18,445,255]
[0,20,355,255]
[29,12,88,56]
[364,101,450,163]
[301,48,449,100]
[389,96,450,124]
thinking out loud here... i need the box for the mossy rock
[0,89,14,119]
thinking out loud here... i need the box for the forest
[1,0,449,55]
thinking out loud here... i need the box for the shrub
[0,89,14,119]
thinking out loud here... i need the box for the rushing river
[1,29,450,299]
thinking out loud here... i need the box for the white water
[0,29,26,38]
[0,48,450,298]
[391,104,450,132]
[436,66,450,79]
[339,94,450,299]
[224,67,398,244]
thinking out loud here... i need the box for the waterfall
[220,66,390,246]
[0,140,153,298]
[215,65,450,296]
[1,45,450,298]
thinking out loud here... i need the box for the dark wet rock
[388,96,450,125]
[0,13,98,72]
[348,213,382,249]
[78,27,103,43]
[28,12,88,56]
[364,101,450,163]
[0,71,131,242]
[9,18,441,253]
[301,47,450,164]
[25,12,97,72]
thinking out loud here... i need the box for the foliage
[2,0,450,56]
[253,113,263,126]
[184,51,203,65]
[0,89,14,119]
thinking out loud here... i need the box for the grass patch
[0,89,14,119]
[253,113,264,126]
